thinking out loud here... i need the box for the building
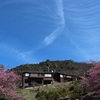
[22,71,66,88]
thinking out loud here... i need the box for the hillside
[10,60,93,76]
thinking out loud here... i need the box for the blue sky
[1,0,100,69]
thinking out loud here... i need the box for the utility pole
[48,65,50,72]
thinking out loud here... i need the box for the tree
[0,68,22,100]
[82,62,100,97]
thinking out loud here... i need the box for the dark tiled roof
[22,71,66,75]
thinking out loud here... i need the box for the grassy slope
[17,88,37,100]
[17,82,71,100]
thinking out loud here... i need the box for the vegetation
[35,81,85,100]
[35,62,100,100]
[0,69,22,100]
[2,60,100,100]
[10,60,93,76]
[35,64,100,100]
[82,62,100,98]
[17,88,37,100]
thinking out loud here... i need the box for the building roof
[22,71,66,75]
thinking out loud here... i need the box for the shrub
[35,91,47,100]
[35,86,67,100]
[66,81,85,100]
[35,82,84,100]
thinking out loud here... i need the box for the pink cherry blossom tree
[0,68,22,100]
[82,62,100,97]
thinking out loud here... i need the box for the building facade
[22,71,66,88]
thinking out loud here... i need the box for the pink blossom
[0,68,22,100]
[82,62,100,96]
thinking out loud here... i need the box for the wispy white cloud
[65,25,100,61]
[63,0,100,61]
[0,42,38,64]
[43,0,65,45]
[17,50,34,63]
[44,26,64,45]
[55,0,65,25]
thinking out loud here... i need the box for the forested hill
[11,60,93,76]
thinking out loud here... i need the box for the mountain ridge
[10,60,93,76]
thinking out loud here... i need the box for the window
[30,74,38,77]
[66,76,72,78]
[25,73,29,77]
[60,75,63,78]
[44,74,52,77]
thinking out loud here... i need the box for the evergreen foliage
[10,60,93,76]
